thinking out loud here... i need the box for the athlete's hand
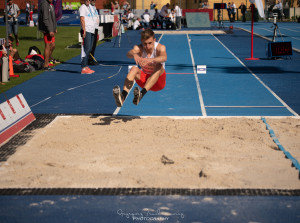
[133,54,142,66]
[49,32,55,37]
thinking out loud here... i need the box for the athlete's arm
[149,44,167,64]
[127,45,142,66]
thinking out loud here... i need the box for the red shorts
[44,33,55,44]
[136,70,166,92]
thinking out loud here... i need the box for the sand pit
[0,116,299,189]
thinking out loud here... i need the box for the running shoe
[81,67,94,74]
[113,85,123,107]
[133,87,142,105]
[44,66,56,72]
[87,67,95,73]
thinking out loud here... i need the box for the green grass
[0,26,89,93]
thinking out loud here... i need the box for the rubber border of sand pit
[0,188,300,196]
[261,117,300,174]
[1,115,300,196]
[154,30,226,34]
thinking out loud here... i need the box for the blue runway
[1,29,299,116]
[1,195,300,223]
[232,21,300,51]
[1,26,300,223]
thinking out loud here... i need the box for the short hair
[141,29,155,40]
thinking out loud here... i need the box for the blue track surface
[1,25,300,222]
[1,195,300,223]
[1,28,299,116]
[232,21,300,51]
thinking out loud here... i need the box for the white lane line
[31,66,123,108]
[212,34,298,117]
[205,106,285,108]
[114,115,300,119]
[187,34,207,116]
[258,27,300,41]
[280,27,300,33]
[238,27,300,53]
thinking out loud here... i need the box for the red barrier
[182,9,214,21]
[112,15,120,37]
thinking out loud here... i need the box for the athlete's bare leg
[123,66,141,92]
[143,65,164,91]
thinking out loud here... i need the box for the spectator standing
[38,0,57,71]
[231,2,237,22]
[5,0,20,46]
[25,1,30,25]
[152,8,160,29]
[29,1,35,22]
[88,0,100,65]
[274,0,283,21]
[141,9,151,28]
[79,0,96,74]
[126,9,134,29]
[239,2,247,22]
[150,1,157,9]
[114,1,120,13]
[159,3,170,29]
[111,1,114,14]
[227,2,232,21]
[174,3,182,30]
[122,0,130,14]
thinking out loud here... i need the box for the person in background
[174,3,182,30]
[203,2,209,9]
[38,0,57,71]
[239,2,247,22]
[231,2,237,22]
[125,9,134,30]
[79,0,96,74]
[159,3,170,29]
[152,8,160,29]
[88,0,100,65]
[150,1,157,9]
[133,17,143,30]
[5,0,20,46]
[122,0,130,14]
[274,0,283,21]
[167,9,176,30]
[141,9,151,28]
[114,1,120,13]
[111,1,115,14]
[227,2,232,22]
[25,1,30,25]
[7,36,21,61]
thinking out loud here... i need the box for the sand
[0,116,299,189]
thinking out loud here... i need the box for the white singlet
[141,42,165,75]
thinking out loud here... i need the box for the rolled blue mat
[261,117,300,173]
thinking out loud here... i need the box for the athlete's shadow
[91,115,141,126]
